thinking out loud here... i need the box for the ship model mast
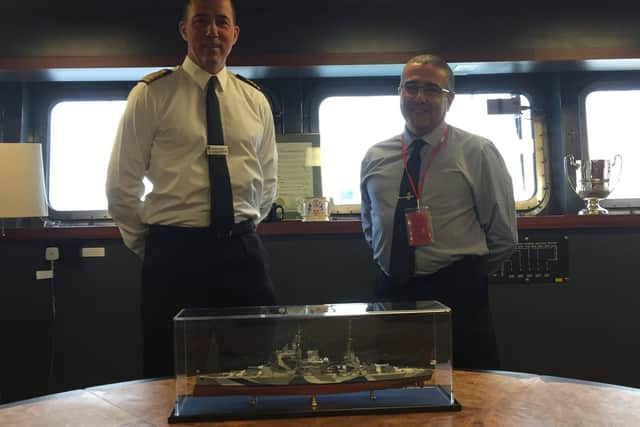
[343,319,358,366]
[293,323,303,371]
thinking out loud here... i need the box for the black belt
[148,219,256,240]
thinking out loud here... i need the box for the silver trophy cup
[564,154,622,215]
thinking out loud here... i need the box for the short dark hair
[404,54,455,92]
[182,0,237,23]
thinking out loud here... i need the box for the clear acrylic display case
[169,300,458,423]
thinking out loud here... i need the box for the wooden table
[1,370,639,426]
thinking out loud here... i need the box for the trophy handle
[564,154,578,194]
[610,154,623,194]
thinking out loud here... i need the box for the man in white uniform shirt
[106,0,277,378]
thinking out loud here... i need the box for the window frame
[306,75,550,215]
[578,79,640,210]
[35,82,133,221]
[36,76,553,220]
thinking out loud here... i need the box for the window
[47,90,546,218]
[319,93,540,213]
[584,89,640,204]
[49,100,126,216]
[48,99,152,219]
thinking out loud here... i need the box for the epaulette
[139,69,173,85]
[235,74,263,92]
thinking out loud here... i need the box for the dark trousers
[141,222,275,378]
[376,256,499,370]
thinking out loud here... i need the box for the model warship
[192,322,434,405]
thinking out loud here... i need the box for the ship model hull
[192,372,432,397]
[192,323,434,399]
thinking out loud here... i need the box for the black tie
[206,76,234,232]
[389,139,425,284]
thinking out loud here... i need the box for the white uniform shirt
[106,56,278,258]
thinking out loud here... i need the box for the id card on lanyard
[401,126,449,247]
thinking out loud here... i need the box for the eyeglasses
[399,82,452,98]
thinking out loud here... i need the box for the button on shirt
[360,122,517,276]
[106,56,277,258]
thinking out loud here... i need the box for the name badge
[405,206,434,246]
[206,145,229,156]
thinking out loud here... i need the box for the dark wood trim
[2,215,640,241]
[0,56,184,70]
[517,214,640,230]
[258,220,363,236]
[230,48,640,66]
[2,226,122,240]
[4,47,640,70]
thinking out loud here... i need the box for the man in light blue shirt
[360,54,517,369]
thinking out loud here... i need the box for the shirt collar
[403,121,447,146]
[181,56,230,92]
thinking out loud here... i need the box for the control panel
[490,235,569,284]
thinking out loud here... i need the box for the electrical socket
[81,247,105,258]
[45,247,60,261]
[36,270,54,280]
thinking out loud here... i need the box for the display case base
[168,386,461,423]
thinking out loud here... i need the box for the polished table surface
[1,370,639,426]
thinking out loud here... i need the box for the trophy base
[578,199,608,215]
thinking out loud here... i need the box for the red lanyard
[401,126,449,203]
